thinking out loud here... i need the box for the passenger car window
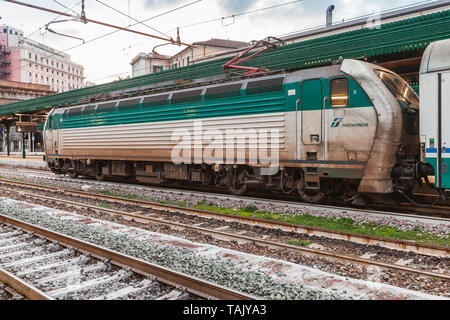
[331,78,349,107]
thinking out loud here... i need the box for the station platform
[0,155,48,170]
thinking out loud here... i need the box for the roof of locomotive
[50,64,344,115]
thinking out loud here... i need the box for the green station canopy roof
[1,9,449,117]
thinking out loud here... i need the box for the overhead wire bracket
[45,19,85,44]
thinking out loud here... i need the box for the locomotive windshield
[375,70,419,108]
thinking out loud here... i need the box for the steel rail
[0,214,257,300]
[1,166,449,223]
[0,178,448,259]
[0,267,54,300]
[4,186,449,281]
[0,178,448,257]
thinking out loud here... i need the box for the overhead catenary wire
[6,0,203,77]
[95,0,173,40]
[88,0,439,85]
[122,0,306,53]
[51,0,79,15]
[168,0,305,32]
[5,0,194,46]
[24,0,83,40]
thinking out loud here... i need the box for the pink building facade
[1,25,85,93]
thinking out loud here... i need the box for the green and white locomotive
[44,58,428,203]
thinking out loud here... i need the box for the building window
[57,62,59,68]
[29,53,32,59]
[330,78,349,107]
[3,29,7,33]
[51,61,54,66]
[35,55,37,61]
[187,56,190,65]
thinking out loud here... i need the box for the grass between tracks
[194,202,449,247]
[95,190,449,247]
[0,173,446,248]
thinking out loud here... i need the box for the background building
[1,25,85,93]
[0,79,53,105]
[0,24,86,155]
[130,38,247,77]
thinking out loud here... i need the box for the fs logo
[331,118,343,128]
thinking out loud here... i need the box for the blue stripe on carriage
[426,148,450,153]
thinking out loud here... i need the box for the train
[43,41,450,205]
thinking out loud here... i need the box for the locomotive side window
[118,98,141,111]
[96,102,117,114]
[205,84,242,100]
[83,105,96,116]
[331,78,349,107]
[68,107,83,117]
[246,77,284,95]
[172,90,203,104]
[143,94,169,108]
[49,116,53,130]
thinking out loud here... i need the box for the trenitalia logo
[331,118,343,128]
[331,118,369,128]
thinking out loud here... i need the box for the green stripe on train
[51,78,373,130]
[425,157,450,189]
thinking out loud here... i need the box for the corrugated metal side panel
[60,113,287,150]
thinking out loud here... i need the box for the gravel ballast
[0,168,447,239]
[0,198,445,300]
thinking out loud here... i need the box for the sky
[0,0,438,84]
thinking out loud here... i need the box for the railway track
[1,166,449,220]
[0,178,448,287]
[0,214,255,300]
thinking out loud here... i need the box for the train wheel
[68,170,78,179]
[298,189,327,204]
[227,168,248,195]
[95,174,105,181]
